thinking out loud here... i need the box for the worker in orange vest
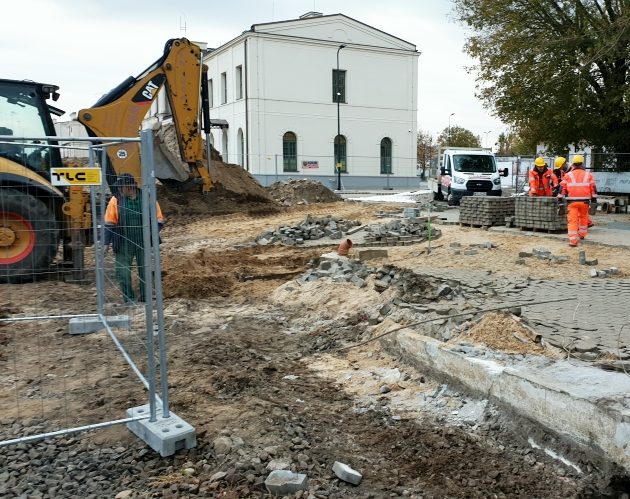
[556,155,595,227]
[557,155,597,247]
[529,157,558,196]
[105,173,164,303]
[552,157,569,190]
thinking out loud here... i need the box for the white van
[428,147,508,205]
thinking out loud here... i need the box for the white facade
[204,13,419,188]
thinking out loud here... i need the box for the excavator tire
[0,188,58,283]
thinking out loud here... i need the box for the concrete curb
[381,329,630,473]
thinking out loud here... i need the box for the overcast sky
[2,0,506,149]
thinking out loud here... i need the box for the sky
[2,0,506,150]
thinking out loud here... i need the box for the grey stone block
[332,461,363,485]
[265,470,308,495]
[350,276,366,288]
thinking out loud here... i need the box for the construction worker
[528,157,558,196]
[557,154,597,247]
[104,174,164,303]
[552,157,569,193]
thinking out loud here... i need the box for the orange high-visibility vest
[559,168,597,201]
[528,167,557,197]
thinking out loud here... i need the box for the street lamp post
[448,113,455,146]
[484,130,492,149]
[336,44,346,191]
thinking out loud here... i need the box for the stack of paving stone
[256,215,361,246]
[362,219,439,247]
[459,197,515,227]
[515,197,567,231]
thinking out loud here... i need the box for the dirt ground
[2,200,630,497]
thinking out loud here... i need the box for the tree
[495,131,537,156]
[417,130,437,179]
[437,125,481,148]
[455,0,630,152]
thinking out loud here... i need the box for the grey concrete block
[126,404,196,457]
[265,470,308,495]
[69,315,129,335]
[332,461,363,485]
[351,276,366,288]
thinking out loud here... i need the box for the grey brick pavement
[409,266,630,357]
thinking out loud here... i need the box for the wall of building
[203,16,418,185]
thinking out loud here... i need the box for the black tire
[0,188,59,283]
[446,189,457,206]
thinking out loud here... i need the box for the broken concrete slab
[332,461,363,485]
[264,470,308,495]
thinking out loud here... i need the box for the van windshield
[453,154,496,173]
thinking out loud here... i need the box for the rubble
[362,218,440,246]
[332,461,363,485]
[256,216,361,246]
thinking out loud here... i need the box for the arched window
[222,129,228,162]
[380,137,392,174]
[209,132,214,146]
[237,128,244,167]
[334,135,347,173]
[283,132,297,172]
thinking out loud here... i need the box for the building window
[221,72,227,104]
[334,135,347,173]
[380,137,392,174]
[222,129,228,161]
[236,65,243,100]
[283,132,297,172]
[332,69,346,103]
[237,128,244,167]
[208,78,214,108]
[209,132,214,146]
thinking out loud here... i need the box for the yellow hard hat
[554,157,566,168]
[573,154,584,165]
[534,157,546,167]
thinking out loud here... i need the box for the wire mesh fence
[0,132,176,448]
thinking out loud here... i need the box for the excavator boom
[77,38,212,191]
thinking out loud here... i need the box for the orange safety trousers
[567,202,589,246]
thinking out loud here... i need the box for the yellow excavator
[0,38,216,283]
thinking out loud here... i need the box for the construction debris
[256,216,361,245]
[362,218,440,246]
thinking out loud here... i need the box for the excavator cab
[0,80,69,283]
[0,80,63,176]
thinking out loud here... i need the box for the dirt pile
[455,312,546,355]
[154,122,277,218]
[267,179,342,206]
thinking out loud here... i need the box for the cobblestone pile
[515,197,567,231]
[362,218,440,246]
[256,216,361,246]
[459,197,515,227]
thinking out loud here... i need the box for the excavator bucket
[151,122,191,182]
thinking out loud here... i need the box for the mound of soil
[157,160,279,219]
[267,179,342,206]
[455,312,546,355]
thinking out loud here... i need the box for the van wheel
[446,190,455,206]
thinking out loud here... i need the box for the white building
[203,12,419,189]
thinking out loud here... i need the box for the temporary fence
[0,131,194,455]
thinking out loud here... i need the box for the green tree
[437,125,481,148]
[495,131,537,156]
[455,0,630,152]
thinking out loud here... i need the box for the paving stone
[332,461,363,485]
[265,470,308,495]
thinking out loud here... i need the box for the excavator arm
[77,38,213,192]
